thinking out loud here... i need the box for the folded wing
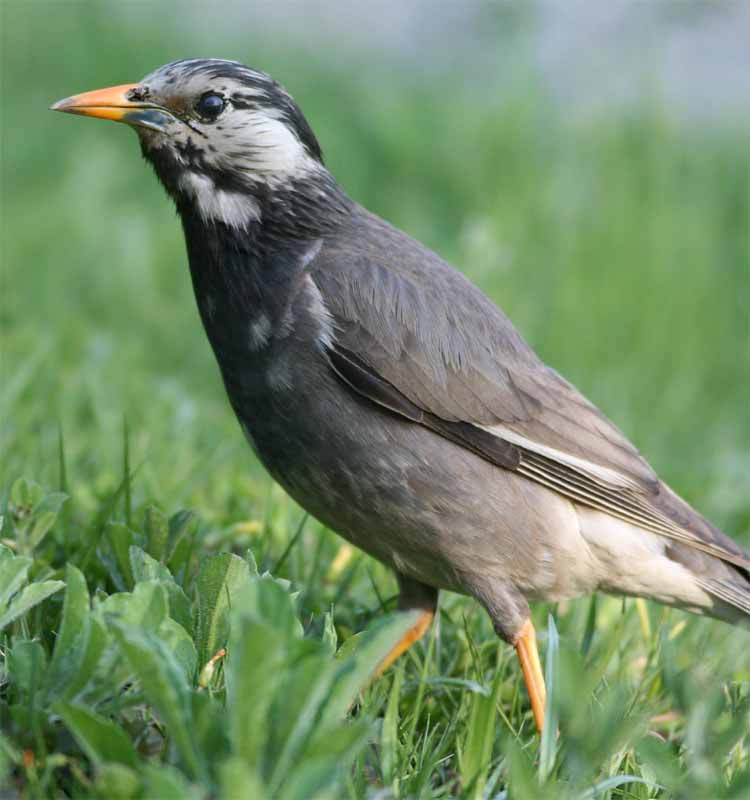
[311,208,750,580]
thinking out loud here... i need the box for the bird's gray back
[312,205,659,490]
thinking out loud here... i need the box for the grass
[2,3,749,798]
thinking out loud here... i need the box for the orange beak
[51,83,176,133]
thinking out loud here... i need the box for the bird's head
[52,59,331,229]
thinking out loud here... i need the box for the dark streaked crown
[145,59,323,163]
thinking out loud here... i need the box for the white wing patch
[480,424,643,491]
[479,423,750,572]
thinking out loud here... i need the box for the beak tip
[49,83,150,124]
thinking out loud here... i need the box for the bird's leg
[374,575,438,677]
[514,618,546,733]
[375,610,434,676]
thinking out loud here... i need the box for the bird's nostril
[127,86,150,102]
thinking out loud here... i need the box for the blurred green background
[3,1,748,535]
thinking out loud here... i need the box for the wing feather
[310,208,750,576]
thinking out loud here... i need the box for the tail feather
[653,483,750,622]
[696,577,750,618]
[653,483,750,579]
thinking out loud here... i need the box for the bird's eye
[195,93,225,120]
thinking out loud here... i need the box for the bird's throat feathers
[143,136,351,236]
[171,166,348,365]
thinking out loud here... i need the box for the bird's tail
[655,484,750,623]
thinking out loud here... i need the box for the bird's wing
[310,208,750,573]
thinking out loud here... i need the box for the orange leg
[374,609,435,677]
[515,619,546,733]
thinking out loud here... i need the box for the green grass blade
[460,645,503,798]
[538,614,559,783]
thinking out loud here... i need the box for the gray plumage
[53,59,750,644]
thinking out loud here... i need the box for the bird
[52,59,750,733]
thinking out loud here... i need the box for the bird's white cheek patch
[178,171,261,228]
[238,111,311,181]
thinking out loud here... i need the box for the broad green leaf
[55,701,138,768]
[84,618,134,704]
[46,563,90,697]
[144,505,169,562]
[27,491,67,550]
[7,640,48,694]
[99,580,168,631]
[164,583,193,634]
[55,564,89,653]
[110,621,206,782]
[129,547,191,631]
[36,491,68,516]
[140,763,203,800]
[226,615,285,767]
[191,690,231,766]
[232,577,303,641]
[26,511,57,550]
[0,555,31,607]
[166,535,193,586]
[159,617,198,681]
[8,481,67,553]
[10,477,44,511]
[219,756,267,800]
[194,552,252,667]
[93,583,170,698]
[129,545,172,583]
[265,639,330,777]
[0,579,64,632]
[225,579,303,768]
[94,763,140,800]
[62,615,108,700]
